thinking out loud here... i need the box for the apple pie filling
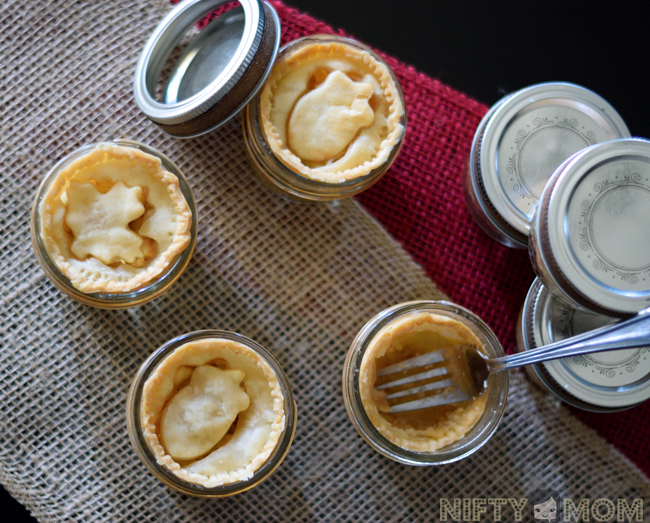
[141,338,285,487]
[359,312,488,452]
[39,143,191,293]
[260,41,404,183]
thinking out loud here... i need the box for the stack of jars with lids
[465,82,650,412]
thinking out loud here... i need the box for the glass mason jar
[30,140,197,309]
[242,35,407,201]
[463,82,629,249]
[342,301,508,465]
[462,92,527,248]
[126,330,297,497]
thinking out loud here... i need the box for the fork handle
[488,306,650,372]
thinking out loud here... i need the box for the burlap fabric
[1,1,649,521]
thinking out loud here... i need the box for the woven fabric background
[0,1,649,521]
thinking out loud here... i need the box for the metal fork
[377,306,650,412]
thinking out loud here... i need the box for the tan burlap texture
[1,1,649,521]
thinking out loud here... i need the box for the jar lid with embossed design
[530,138,650,316]
[464,82,629,248]
[516,278,650,411]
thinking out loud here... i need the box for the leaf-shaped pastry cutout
[161,365,250,461]
[288,71,374,162]
[66,181,145,265]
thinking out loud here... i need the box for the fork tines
[376,347,469,412]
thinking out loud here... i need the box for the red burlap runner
[178,0,650,479]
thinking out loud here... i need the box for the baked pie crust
[39,144,192,293]
[141,338,286,488]
[359,312,488,452]
[260,41,404,184]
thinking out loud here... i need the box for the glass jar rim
[343,300,509,465]
[30,139,198,309]
[126,330,297,497]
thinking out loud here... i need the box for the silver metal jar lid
[521,278,650,410]
[477,82,629,239]
[134,0,281,137]
[536,138,650,316]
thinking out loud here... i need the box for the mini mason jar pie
[517,279,650,411]
[343,301,508,465]
[133,0,406,201]
[242,35,406,200]
[31,140,197,308]
[530,138,650,317]
[127,330,296,496]
[464,82,629,248]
